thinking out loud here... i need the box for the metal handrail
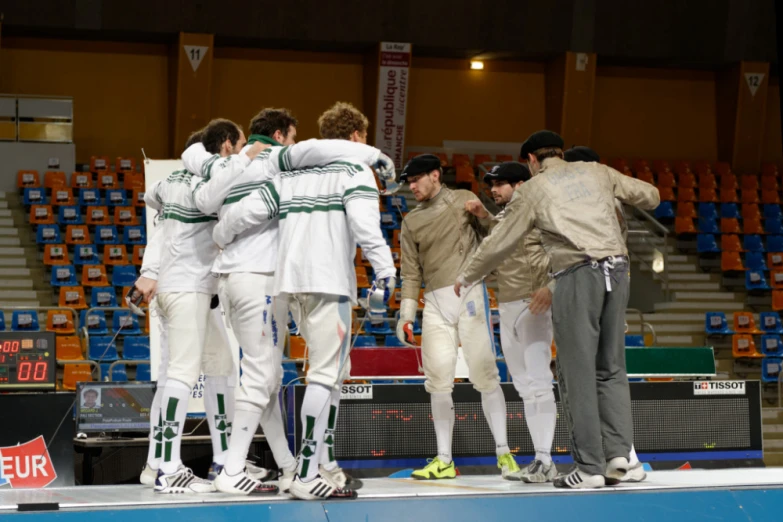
[108,359,150,381]
[626,206,671,300]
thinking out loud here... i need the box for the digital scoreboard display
[0,332,56,390]
[76,381,155,433]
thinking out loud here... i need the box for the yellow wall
[591,68,718,161]
[406,64,546,147]
[762,83,782,165]
[0,39,169,163]
[211,52,364,141]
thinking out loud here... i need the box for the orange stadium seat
[732,335,761,358]
[355,248,370,267]
[496,154,514,162]
[62,363,93,390]
[98,172,119,190]
[721,234,743,252]
[675,217,696,234]
[132,190,146,208]
[721,252,744,271]
[657,171,676,188]
[90,155,110,172]
[86,206,111,226]
[677,188,696,202]
[116,157,136,173]
[59,286,87,310]
[114,206,139,226]
[389,289,403,310]
[762,190,780,204]
[71,172,93,189]
[769,253,783,269]
[677,202,697,218]
[124,173,145,192]
[104,245,129,266]
[474,154,492,167]
[611,159,628,172]
[635,171,655,185]
[744,217,765,235]
[82,265,109,287]
[692,160,712,175]
[392,229,401,248]
[658,187,675,201]
[720,218,741,234]
[452,154,471,167]
[720,189,739,203]
[741,175,759,191]
[356,269,370,288]
[44,244,69,265]
[51,188,75,206]
[65,225,90,245]
[652,160,670,173]
[390,247,401,267]
[742,204,761,220]
[762,175,779,191]
[678,171,696,189]
[289,336,307,360]
[632,159,648,173]
[762,163,778,177]
[699,187,719,203]
[721,173,738,190]
[734,312,763,334]
[44,171,68,191]
[698,172,717,190]
[673,160,691,175]
[774,291,783,311]
[741,190,760,205]
[56,336,83,360]
[30,205,55,225]
[47,310,75,335]
[17,170,41,189]
[714,162,732,177]
[132,245,146,266]
[771,270,783,290]
[434,153,448,167]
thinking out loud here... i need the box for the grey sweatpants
[552,262,633,476]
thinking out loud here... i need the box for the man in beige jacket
[396,154,520,480]
[455,131,659,489]
[464,162,557,483]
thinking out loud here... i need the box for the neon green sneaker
[411,457,456,480]
[497,453,521,479]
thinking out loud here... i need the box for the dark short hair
[184,129,204,150]
[202,119,242,154]
[249,108,298,140]
[532,147,564,162]
[84,389,98,396]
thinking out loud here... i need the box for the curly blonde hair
[318,102,369,140]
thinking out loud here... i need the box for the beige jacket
[488,206,551,303]
[400,187,490,300]
[459,157,659,285]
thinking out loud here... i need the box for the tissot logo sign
[0,436,57,488]
[693,381,746,395]
[341,384,373,399]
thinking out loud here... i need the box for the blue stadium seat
[411,315,422,334]
[57,205,83,225]
[78,189,102,207]
[354,335,377,347]
[721,203,741,220]
[50,265,78,287]
[100,363,127,382]
[74,244,100,265]
[698,217,719,234]
[491,309,501,334]
[81,309,109,335]
[745,252,768,271]
[124,226,147,245]
[379,212,399,230]
[23,188,47,205]
[95,225,120,245]
[744,235,765,252]
[384,335,406,347]
[697,234,720,254]
[386,195,409,212]
[105,190,128,207]
[90,287,118,308]
[364,312,393,335]
[36,225,61,244]
[761,335,783,357]
[11,310,39,331]
[123,336,150,360]
[0,313,6,331]
[282,361,299,385]
[761,357,782,384]
[654,202,675,220]
[113,310,141,335]
[496,358,509,382]
[625,335,645,347]
[112,265,138,287]
[89,336,119,361]
[698,203,718,220]
[766,218,783,235]
[135,363,151,381]
[705,312,733,335]
[764,204,783,219]
[746,270,770,291]
[769,236,783,253]
[760,312,783,334]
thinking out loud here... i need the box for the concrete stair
[0,191,42,308]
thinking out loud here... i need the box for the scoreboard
[0,332,56,390]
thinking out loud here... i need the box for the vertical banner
[373,42,412,169]
[144,160,241,415]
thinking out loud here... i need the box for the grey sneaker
[519,460,558,483]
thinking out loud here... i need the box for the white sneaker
[140,463,158,486]
[319,465,363,490]
[621,461,647,483]
[605,456,630,481]
[155,465,216,494]
[214,468,279,495]
[279,468,296,494]
[246,461,279,482]
[511,460,558,483]
[289,473,357,500]
[553,468,605,489]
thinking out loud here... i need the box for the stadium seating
[57,205,83,225]
[44,171,67,191]
[95,225,119,245]
[56,336,83,360]
[106,190,128,207]
[762,358,782,383]
[91,287,118,308]
[78,189,102,206]
[113,311,141,335]
[123,226,146,244]
[112,265,137,287]
[123,336,150,360]
[30,205,55,225]
[23,188,47,205]
[697,234,720,253]
[51,189,75,206]
[47,310,77,336]
[734,312,762,334]
[44,244,69,265]
[87,206,111,226]
[12,310,40,331]
[66,225,91,245]
[17,170,41,189]
[136,364,152,381]
[705,312,733,335]
[59,286,87,309]
[732,334,762,358]
[51,265,78,287]
[88,336,119,361]
[81,310,109,335]
[71,172,93,189]
[746,270,770,291]
[82,265,109,287]
[62,364,93,390]
[132,245,146,265]
[74,244,100,265]
[761,335,783,357]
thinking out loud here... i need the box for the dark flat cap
[401,154,441,181]
[484,162,530,184]
[564,146,600,163]
[520,130,564,158]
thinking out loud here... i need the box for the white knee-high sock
[523,391,556,466]
[431,392,454,464]
[481,385,510,456]
[159,379,192,474]
[204,375,231,465]
[319,387,341,471]
[297,383,331,481]
[260,392,297,472]
[146,387,163,468]
[629,445,639,466]
[225,404,262,475]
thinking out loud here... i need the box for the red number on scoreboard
[11,341,19,353]
[33,362,47,381]
[18,361,31,381]
[2,341,20,353]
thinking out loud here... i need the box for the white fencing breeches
[221,272,282,414]
[157,292,215,389]
[421,284,500,393]
[498,298,554,400]
[284,293,352,390]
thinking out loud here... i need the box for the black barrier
[293,381,762,468]
[0,393,75,487]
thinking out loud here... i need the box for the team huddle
[132,101,660,500]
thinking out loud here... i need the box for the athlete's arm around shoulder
[603,164,660,210]
[211,178,281,249]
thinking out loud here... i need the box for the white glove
[395,298,418,346]
[372,152,401,194]
[182,142,209,176]
[366,276,396,313]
